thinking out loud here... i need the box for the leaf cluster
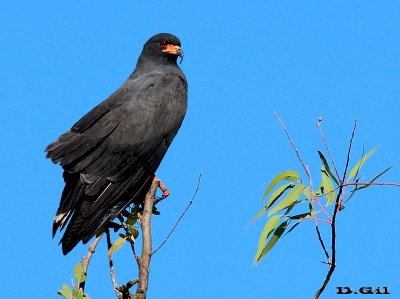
[57,264,90,299]
[253,146,390,264]
[107,206,141,256]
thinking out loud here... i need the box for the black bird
[46,33,187,255]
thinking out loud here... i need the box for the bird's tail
[54,170,154,255]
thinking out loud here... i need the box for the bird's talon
[159,181,170,198]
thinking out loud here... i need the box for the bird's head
[141,33,184,65]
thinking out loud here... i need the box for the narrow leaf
[283,199,306,215]
[303,188,313,201]
[265,183,294,210]
[254,215,280,262]
[108,237,126,256]
[268,184,306,216]
[318,151,339,185]
[320,169,336,206]
[250,183,293,224]
[255,221,288,264]
[348,146,378,180]
[262,170,301,203]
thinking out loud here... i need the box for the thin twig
[317,118,341,179]
[344,181,400,187]
[342,121,357,183]
[106,229,124,299]
[152,169,204,255]
[313,196,332,222]
[315,225,330,260]
[311,200,331,264]
[121,225,140,269]
[273,111,311,180]
[310,217,332,224]
[313,121,357,299]
[79,234,103,291]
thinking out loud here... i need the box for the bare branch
[313,196,332,222]
[344,181,400,187]
[315,225,330,260]
[317,117,341,179]
[152,169,204,255]
[342,121,357,183]
[79,234,103,291]
[106,229,124,299]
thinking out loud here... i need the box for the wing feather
[48,71,187,254]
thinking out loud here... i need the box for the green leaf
[250,183,293,224]
[254,215,280,263]
[254,220,288,264]
[77,287,86,299]
[320,169,336,206]
[318,151,339,185]
[126,214,138,225]
[348,146,378,180]
[303,188,313,201]
[283,199,305,216]
[268,184,306,216]
[265,183,294,210]
[57,284,72,298]
[262,170,301,204]
[73,264,86,284]
[128,225,139,240]
[108,237,126,256]
[72,285,79,298]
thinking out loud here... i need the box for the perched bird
[46,33,188,255]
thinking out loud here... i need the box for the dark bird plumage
[46,33,188,255]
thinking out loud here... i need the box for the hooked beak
[162,45,184,63]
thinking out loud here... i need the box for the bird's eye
[159,40,168,47]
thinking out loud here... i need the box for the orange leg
[154,176,170,198]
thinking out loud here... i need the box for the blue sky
[1,1,399,298]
